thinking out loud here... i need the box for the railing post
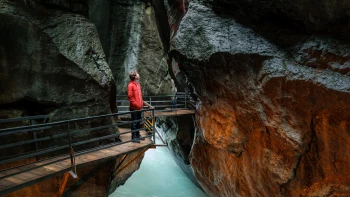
[67,121,77,175]
[152,108,155,144]
[67,121,71,149]
[175,96,177,110]
[30,119,39,161]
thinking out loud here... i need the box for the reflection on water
[110,147,207,197]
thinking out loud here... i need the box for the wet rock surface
[168,0,350,196]
[0,0,115,117]
[89,0,175,95]
[0,0,149,196]
[0,0,117,155]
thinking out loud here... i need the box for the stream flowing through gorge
[111,136,207,197]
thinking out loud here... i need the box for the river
[110,146,208,197]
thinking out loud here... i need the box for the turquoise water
[110,147,207,197]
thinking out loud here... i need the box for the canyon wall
[3,0,350,196]
[0,0,174,196]
[89,0,175,95]
[0,0,118,196]
[166,0,350,196]
[0,0,115,119]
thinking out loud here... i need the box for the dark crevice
[151,0,171,56]
[207,0,350,45]
[169,49,205,101]
[0,98,58,117]
[32,0,89,15]
[151,0,190,93]
[280,115,317,195]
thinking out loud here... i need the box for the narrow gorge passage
[1,0,350,196]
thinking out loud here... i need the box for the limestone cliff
[166,0,350,196]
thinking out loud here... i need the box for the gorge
[1,0,350,196]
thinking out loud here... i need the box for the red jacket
[128,81,143,110]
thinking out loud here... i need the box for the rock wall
[0,0,115,118]
[167,0,350,196]
[5,0,349,196]
[89,0,175,95]
[0,0,180,195]
[0,0,147,196]
[0,0,118,154]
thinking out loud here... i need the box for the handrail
[0,115,49,123]
[0,109,151,133]
[0,107,156,172]
[0,92,193,175]
[117,92,194,112]
[143,101,153,109]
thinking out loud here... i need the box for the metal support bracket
[114,148,148,177]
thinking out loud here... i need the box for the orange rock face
[168,2,350,195]
[189,74,350,197]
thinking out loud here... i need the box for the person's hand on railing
[143,101,153,109]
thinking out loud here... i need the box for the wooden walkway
[0,106,194,195]
[0,131,152,196]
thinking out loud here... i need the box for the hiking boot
[132,133,140,143]
[136,133,145,140]
[132,137,140,143]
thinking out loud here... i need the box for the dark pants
[130,108,141,137]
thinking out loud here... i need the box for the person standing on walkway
[128,70,144,143]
